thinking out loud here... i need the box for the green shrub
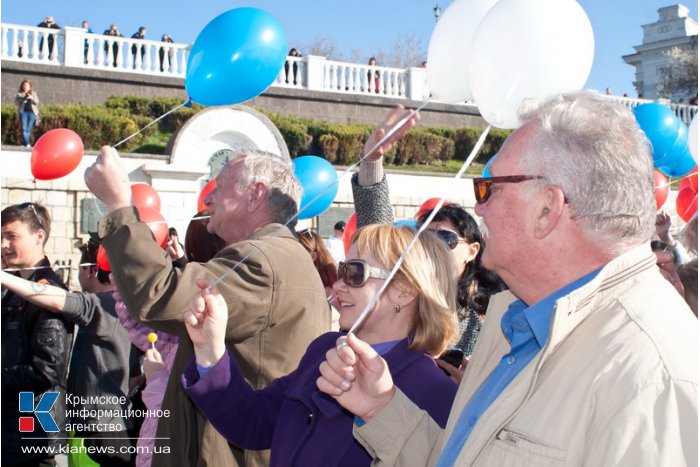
[2,96,511,171]
[319,125,372,165]
[266,113,312,157]
[2,103,144,151]
[317,134,340,163]
[438,127,511,164]
[394,130,447,166]
[1,106,20,145]
[104,95,202,133]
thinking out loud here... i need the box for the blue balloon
[657,145,697,178]
[186,8,288,106]
[293,156,338,220]
[394,219,417,228]
[633,103,686,163]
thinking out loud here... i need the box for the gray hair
[233,149,303,228]
[518,92,655,252]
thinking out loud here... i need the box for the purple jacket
[182,332,457,466]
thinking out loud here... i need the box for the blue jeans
[20,111,35,146]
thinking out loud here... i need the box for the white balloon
[468,0,594,129]
[426,0,499,103]
[689,114,698,162]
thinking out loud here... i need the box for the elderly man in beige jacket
[318,92,698,466]
[86,147,330,466]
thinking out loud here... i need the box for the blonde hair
[352,224,458,356]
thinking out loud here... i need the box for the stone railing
[272,55,420,100]
[2,22,697,123]
[603,94,697,125]
[2,24,190,77]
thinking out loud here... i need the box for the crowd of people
[2,91,698,466]
[29,15,177,71]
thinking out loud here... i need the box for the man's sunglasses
[338,260,390,288]
[17,202,46,232]
[433,230,469,250]
[472,175,545,204]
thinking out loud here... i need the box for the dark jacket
[62,291,132,429]
[182,332,457,466]
[100,207,331,466]
[1,258,74,465]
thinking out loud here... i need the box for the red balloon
[415,197,441,220]
[30,129,84,180]
[131,183,161,211]
[687,166,698,193]
[342,212,358,254]
[197,179,217,212]
[137,206,169,248]
[676,186,698,222]
[415,197,454,220]
[96,245,111,272]
[679,176,692,192]
[653,170,669,210]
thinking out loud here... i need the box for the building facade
[623,4,698,102]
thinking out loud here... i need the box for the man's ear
[35,229,46,246]
[247,182,267,212]
[534,185,566,239]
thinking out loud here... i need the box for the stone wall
[1,61,485,129]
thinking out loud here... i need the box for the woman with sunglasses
[181,224,458,466]
[416,205,505,363]
[351,106,505,379]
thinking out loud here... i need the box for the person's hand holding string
[84,146,131,212]
[362,105,421,163]
[317,333,396,422]
[184,279,228,368]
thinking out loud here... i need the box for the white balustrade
[2,21,697,122]
[276,56,304,87]
[604,94,697,125]
[1,23,190,78]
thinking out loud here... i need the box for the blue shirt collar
[506,268,602,348]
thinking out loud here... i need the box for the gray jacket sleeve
[351,172,394,228]
[62,292,117,339]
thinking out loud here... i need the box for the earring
[394,304,401,313]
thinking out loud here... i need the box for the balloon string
[2,263,95,273]
[82,100,192,223]
[204,101,430,294]
[113,100,190,149]
[657,173,695,188]
[348,124,491,334]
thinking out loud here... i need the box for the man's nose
[204,188,217,208]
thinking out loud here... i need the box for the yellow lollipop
[147,332,158,350]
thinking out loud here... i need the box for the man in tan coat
[86,147,331,466]
[318,92,698,466]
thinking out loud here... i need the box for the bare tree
[376,31,426,68]
[304,37,343,60]
[657,36,698,103]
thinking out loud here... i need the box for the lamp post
[433,4,441,22]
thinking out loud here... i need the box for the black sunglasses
[338,260,390,288]
[433,230,469,250]
[17,202,46,232]
[472,175,545,204]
